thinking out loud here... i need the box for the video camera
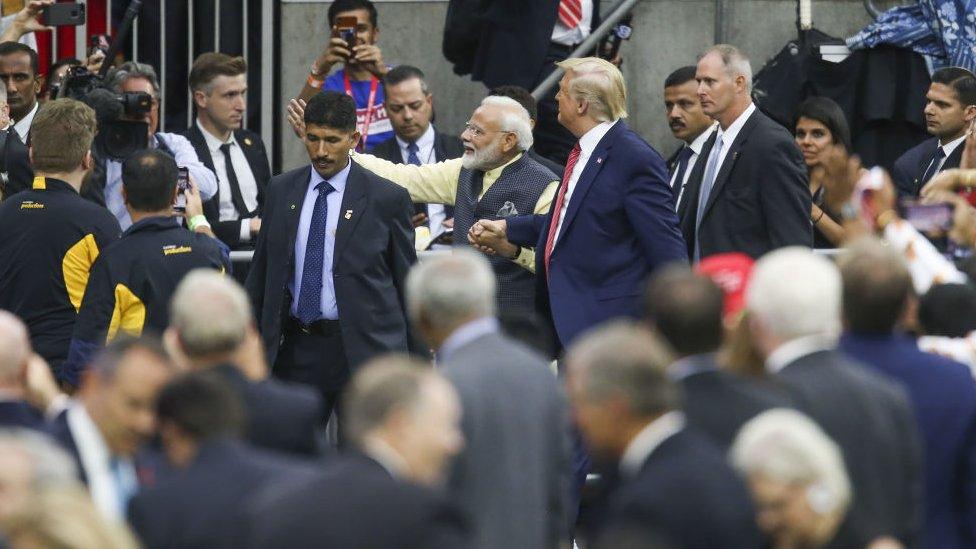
[55,0,148,162]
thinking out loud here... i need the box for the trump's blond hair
[556,57,628,122]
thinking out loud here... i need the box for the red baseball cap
[695,253,755,321]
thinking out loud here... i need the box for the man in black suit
[49,336,176,521]
[663,66,717,213]
[746,247,922,548]
[166,270,322,457]
[0,78,34,199]
[368,65,463,238]
[182,53,271,250]
[566,322,762,548]
[643,265,791,450]
[682,44,811,261]
[893,67,976,197]
[128,372,316,549]
[245,90,417,421]
[247,357,469,548]
[445,0,601,164]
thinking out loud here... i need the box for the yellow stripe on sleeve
[62,234,100,312]
[106,283,146,341]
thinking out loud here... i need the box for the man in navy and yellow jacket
[64,149,230,386]
[0,99,121,374]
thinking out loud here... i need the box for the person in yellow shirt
[290,95,558,315]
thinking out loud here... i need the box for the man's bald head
[0,312,29,384]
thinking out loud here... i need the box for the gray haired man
[88,61,218,228]
[407,249,569,549]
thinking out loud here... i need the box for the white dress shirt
[65,403,137,521]
[550,0,593,46]
[104,132,219,229]
[551,119,617,244]
[619,411,685,478]
[711,102,757,175]
[765,334,836,374]
[395,124,448,235]
[196,118,260,242]
[12,101,38,143]
[671,123,718,209]
[935,133,967,173]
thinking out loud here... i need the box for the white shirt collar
[13,101,38,142]
[689,122,719,155]
[668,353,717,380]
[361,436,410,479]
[765,334,836,374]
[941,133,967,157]
[578,120,618,155]
[66,403,132,520]
[619,411,685,478]
[717,102,756,146]
[396,123,435,152]
[196,117,237,154]
[438,317,499,362]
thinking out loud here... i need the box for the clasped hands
[468,219,519,259]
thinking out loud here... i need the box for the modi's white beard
[461,137,505,171]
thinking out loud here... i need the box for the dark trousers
[532,42,581,166]
[273,324,351,424]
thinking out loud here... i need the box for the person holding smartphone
[62,150,230,388]
[296,0,392,150]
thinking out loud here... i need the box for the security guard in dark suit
[63,149,229,386]
[0,99,121,375]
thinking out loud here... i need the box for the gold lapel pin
[244,137,253,146]
[344,210,353,220]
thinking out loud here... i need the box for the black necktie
[670,146,695,195]
[918,145,947,191]
[219,143,250,217]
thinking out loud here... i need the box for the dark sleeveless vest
[452,153,556,314]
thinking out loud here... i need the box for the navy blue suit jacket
[840,333,976,549]
[128,438,316,549]
[245,161,419,369]
[0,400,46,431]
[891,136,964,197]
[592,429,762,548]
[506,121,687,348]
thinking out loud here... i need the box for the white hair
[702,44,753,93]
[169,270,251,358]
[0,429,80,489]
[731,408,852,516]
[480,95,534,151]
[0,311,29,384]
[746,247,841,341]
[406,250,496,331]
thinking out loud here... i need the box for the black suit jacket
[0,129,34,199]
[891,136,963,197]
[247,452,470,548]
[128,437,316,549]
[181,125,272,248]
[776,349,922,548]
[368,130,464,218]
[245,161,418,369]
[0,400,46,431]
[592,429,762,548]
[677,354,793,450]
[679,108,812,259]
[456,0,600,89]
[213,364,322,457]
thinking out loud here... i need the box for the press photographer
[73,61,217,228]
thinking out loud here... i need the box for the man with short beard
[351,96,559,316]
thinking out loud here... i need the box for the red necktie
[544,143,582,277]
[557,0,583,29]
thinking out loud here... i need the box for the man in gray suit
[407,250,570,549]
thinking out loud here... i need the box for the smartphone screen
[173,167,189,212]
[335,15,358,48]
[901,200,953,234]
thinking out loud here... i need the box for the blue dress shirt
[289,160,351,320]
